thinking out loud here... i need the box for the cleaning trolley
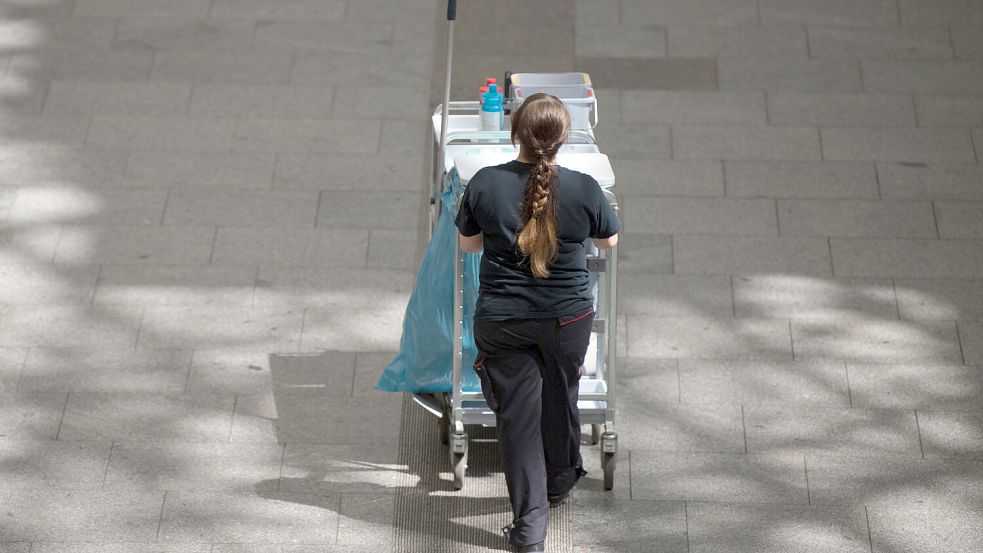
[379,0,621,491]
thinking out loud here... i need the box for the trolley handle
[447,0,456,20]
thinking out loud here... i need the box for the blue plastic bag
[376,168,482,393]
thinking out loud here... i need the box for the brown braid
[511,93,570,278]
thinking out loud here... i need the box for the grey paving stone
[333,85,433,119]
[575,0,620,27]
[59,392,235,441]
[575,57,719,91]
[668,26,808,58]
[0,543,29,553]
[617,233,674,273]
[94,264,256,307]
[625,196,778,235]
[231,393,401,444]
[74,0,210,17]
[234,118,381,154]
[951,28,983,59]
[847,362,983,410]
[31,544,208,553]
[821,128,976,163]
[189,84,334,118]
[899,0,983,27]
[211,227,368,268]
[686,502,871,553]
[778,199,937,238]
[862,61,983,93]
[0,16,115,51]
[734,275,898,320]
[622,90,766,125]
[0,146,127,188]
[593,120,671,159]
[0,438,111,490]
[151,49,293,84]
[917,410,983,459]
[280,442,401,493]
[87,116,237,152]
[138,306,304,350]
[0,348,26,391]
[20,348,191,393]
[208,545,378,553]
[0,113,90,146]
[830,238,983,278]
[9,185,168,226]
[630,452,808,503]
[792,318,962,363]
[571,497,688,553]
[0,74,47,116]
[935,200,983,239]
[0,391,66,438]
[187,350,352,396]
[9,47,154,81]
[301,304,405,352]
[378,118,430,157]
[0,0,75,18]
[916,94,983,127]
[0,263,99,305]
[53,225,215,265]
[353,351,398,398]
[0,186,15,221]
[104,441,283,490]
[725,161,879,199]
[619,395,746,453]
[673,125,821,161]
[808,27,953,60]
[274,153,424,192]
[679,358,850,407]
[291,50,432,88]
[0,305,142,348]
[0,225,61,264]
[895,278,983,320]
[673,235,833,276]
[337,493,395,547]
[760,0,900,26]
[253,266,412,310]
[959,321,983,365]
[627,315,793,359]
[0,488,164,541]
[618,357,681,402]
[575,22,667,59]
[719,58,862,92]
[316,190,418,230]
[164,188,318,228]
[210,0,345,20]
[768,93,916,127]
[44,81,192,116]
[253,20,393,55]
[113,17,256,51]
[871,507,983,553]
[877,163,983,200]
[618,273,733,317]
[808,453,983,510]
[621,0,758,26]
[366,228,419,271]
[611,159,723,197]
[124,152,275,189]
[744,406,922,456]
[157,490,340,543]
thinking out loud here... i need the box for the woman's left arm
[459,232,484,253]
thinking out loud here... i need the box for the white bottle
[480,84,503,131]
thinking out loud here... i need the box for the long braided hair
[511,93,570,279]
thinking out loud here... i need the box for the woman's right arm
[593,234,618,249]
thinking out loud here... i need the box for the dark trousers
[472,308,594,546]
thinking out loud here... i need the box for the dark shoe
[548,490,570,508]
[515,541,545,552]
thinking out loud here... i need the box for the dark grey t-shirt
[455,160,620,321]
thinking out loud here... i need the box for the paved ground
[0,0,981,552]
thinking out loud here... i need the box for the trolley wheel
[590,424,602,445]
[451,449,468,490]
[602,451,616,491]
